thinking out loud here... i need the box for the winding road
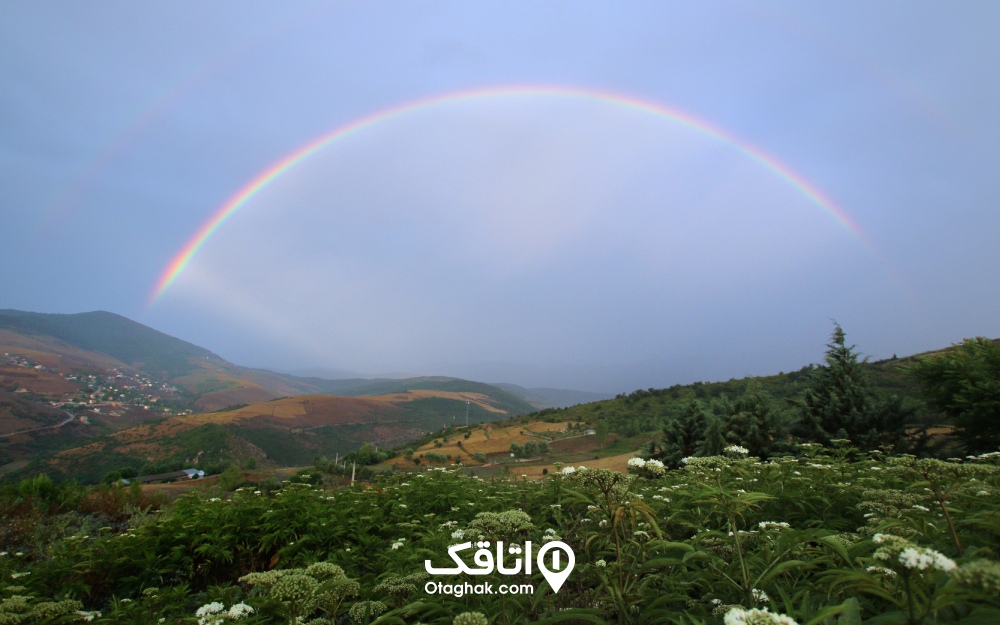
[0,410,76,438]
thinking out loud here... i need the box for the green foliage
[660,399,709,467]
[729,379,784,457]
[3,451,1000,623]
[798,323,912,452]
[907,337,1000,453]
[800,323,873,444]
[217,465,244,491]
[17,473,56,500]
[595,419,609,444]
[699,411,728,457]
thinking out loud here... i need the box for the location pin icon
[536,541,575,593]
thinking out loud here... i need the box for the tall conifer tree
[800,323,874,447]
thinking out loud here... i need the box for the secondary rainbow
[149,84,868,305]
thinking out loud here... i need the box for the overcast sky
[2,2,999,393]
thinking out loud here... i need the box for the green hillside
[520,352,936,454]
[0,309,221,379]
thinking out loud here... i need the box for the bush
[217,465,244,491]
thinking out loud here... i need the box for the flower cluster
[951,558,1000,593]
[348,600,387,622]
[628,456,667,478]
[866,565,897,577]
[872,534,956,572]
[0,595,84,623]
[725,445,749,456]
[453,612,488,625]
[238,561,358,620]
[272,574,320,604]
[194,602,255,624]
[469,510,533,539]
[373,572,428,604]
[724,607,799,625]
[681,456,730,471]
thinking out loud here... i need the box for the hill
[0,309,540,412]
[0,309,220,379]
[523,355,932,439]
[0,309,539,471]
[34,389,528,483]
[492,383,613,408]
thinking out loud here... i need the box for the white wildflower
[866,566,897,577]
[195,602,225,617]
[724,607,799,625]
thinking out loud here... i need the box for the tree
[907,337,1000,454]
[800,323,875,448]
[698,412,728,457]
[595,420,609,446]
[660,399,708,467]
[729,379,782,457]
[522,440,539,457]
[217,465,244,491]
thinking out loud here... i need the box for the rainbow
[149,84,868,305]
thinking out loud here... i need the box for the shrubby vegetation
[907,337,1000,454]
[3,443,1000,624]
[509,440,550,459]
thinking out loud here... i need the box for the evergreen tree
[800,323,876,448]
[661,399,708,467]
[730,378,782,457]
[698,412,728,456]
[907,337,1000,453]
[867,394,920,453]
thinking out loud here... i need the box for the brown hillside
[0,329,130,374]
[45,390,499,471]
[184,395,404,429]
[0,366,80,396]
